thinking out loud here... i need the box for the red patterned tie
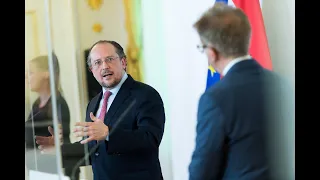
[97,91,111,143]
[99,91,112,121]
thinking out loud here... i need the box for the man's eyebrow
[106,55,117,58]
[93,56,112,61]
[93,58,101,62]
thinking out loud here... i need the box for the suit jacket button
[95,152,99,156]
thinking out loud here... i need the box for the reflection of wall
[25,10,37,120]
[25,0,48,55]
[25,11,40,59]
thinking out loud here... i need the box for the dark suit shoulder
[204,63,279,104]
[131,81,163,104]
[132,81,159,93]
[203,79,228,105]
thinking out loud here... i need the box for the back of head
[193,2,251,57]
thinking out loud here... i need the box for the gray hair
[193,2,251,57]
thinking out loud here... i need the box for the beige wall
[262,0,295,178]
[263,0,295,86]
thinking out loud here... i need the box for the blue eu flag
[206,65,220,90]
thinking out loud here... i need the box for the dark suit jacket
[63,75,165,180]
[189,59,291,180]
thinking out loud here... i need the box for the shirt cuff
[106,135,109,141]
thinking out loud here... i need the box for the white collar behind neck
[222,55,251,76]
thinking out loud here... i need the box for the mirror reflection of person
[25,53,80,180]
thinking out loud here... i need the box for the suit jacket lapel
[87,92,102,147]
[89,92,103,118]
[105,75,135,125]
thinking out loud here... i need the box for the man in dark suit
[189,3,293,180]
[36,40,165,180]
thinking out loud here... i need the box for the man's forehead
[91,43,117,59]
[92,43,116,52]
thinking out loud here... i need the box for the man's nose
[102,61,110,69]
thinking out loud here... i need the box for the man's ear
[207,48,217,60]
[121,58,127,70]
[88,67,92,72]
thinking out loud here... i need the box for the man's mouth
[102,73,113,78]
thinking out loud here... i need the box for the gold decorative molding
[123,0,143,81]
[87,0,104,10]
[92,23,103,33]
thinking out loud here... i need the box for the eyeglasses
[197,44,208,53]
[92,56,120,68]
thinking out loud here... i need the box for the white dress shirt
[95,72,128,141]
[222,55,251,76]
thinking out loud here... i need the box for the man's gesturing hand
[74,112,109,144]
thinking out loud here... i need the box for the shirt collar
[222,55,251,76]
[102,72,128,97]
